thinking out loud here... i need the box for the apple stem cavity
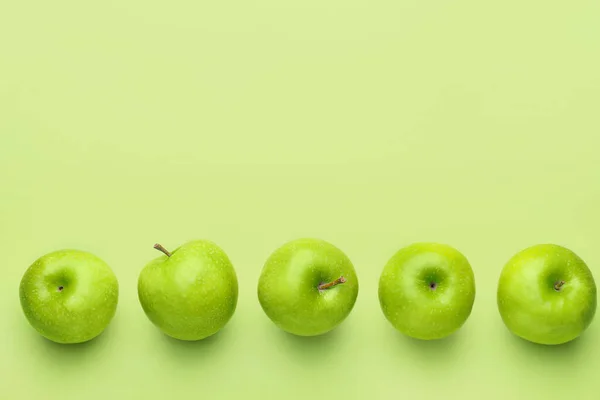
[318,276,347,291]
[57,286,64,292]
[154,243,172,257]
[554,280,566,291]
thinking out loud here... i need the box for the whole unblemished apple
[19,249,119,344]
[257,238,359,336]
[137,240,239,341]
[497,244,597,345]
[378,243,476,340]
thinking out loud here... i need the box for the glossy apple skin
[19,250,119,344]
[257,238,359,336]
[138,240,238,341]
[378,243,476,340]
[497,244,597,345]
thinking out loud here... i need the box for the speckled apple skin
[257,238,359,336]
[497,244,597,345]
[19,249,119,344]
[378,243,476,340]
[138,240,239,341]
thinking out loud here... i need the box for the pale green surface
[1,0,599,399]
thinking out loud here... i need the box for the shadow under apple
[156,324,232,364]
[384,323,466,370]
[502,327,591,364]
[33,323,114,371]
[271,323,347,366]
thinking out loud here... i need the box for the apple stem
[554,280,566,291]
[318,276,347,291]
[154,243,172,257]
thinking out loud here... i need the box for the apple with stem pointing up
[497,244,597,345]
[257,238,359,336]
[137,240,239,341]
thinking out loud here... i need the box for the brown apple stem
[554,280,566,291]
[154,243,172,257]
[318,276,347,291]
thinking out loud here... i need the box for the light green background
[1,0,599,399]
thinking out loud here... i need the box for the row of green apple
[19,239,597,346]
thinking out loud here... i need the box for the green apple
[19,249,119,344]
[257,238,359,336]
[497,244,597,345]
[138,240,238,341]
[378,243,476,340]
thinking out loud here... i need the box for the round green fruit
[137,240,239,341]
[497,244,597,345]
[378,243,476,340]
[19,249,119,344]
[257,238,359,336]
